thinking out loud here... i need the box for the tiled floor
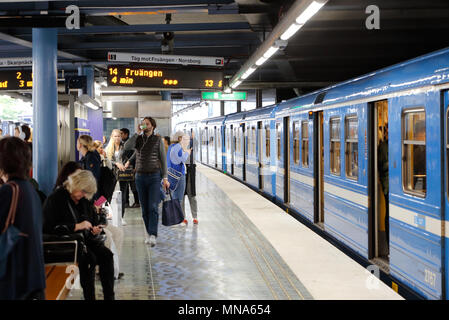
[67,169,312,300]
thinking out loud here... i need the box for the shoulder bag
[0,182,28,278]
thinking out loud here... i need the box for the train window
[402,108,426,196]
[293,121,300,165]
[276,123,281,160]
[251,126,256,156]
[265,125,270,158]
[330,117,341,176]
[345,115,358,179]
[302,120,309,168]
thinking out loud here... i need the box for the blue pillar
[32,28,58,196]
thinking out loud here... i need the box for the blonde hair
[105,129,121,160]
[92,140,102,149]
[171,131,187,144]
[63,169,97,200]
[78,135,95,152]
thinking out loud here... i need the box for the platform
[67,163,403,300]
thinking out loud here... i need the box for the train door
[314,111,324,224]
[242,123,246,181]
[444,90,449,299]
[230,125,235,175]
[284,117,290,204]
[258,121,263,190]
[369,100,390,262]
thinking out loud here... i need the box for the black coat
[42,187,99,236]
[0,179,46,300]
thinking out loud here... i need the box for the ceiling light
[231,80,242,89]
[224,87,232,94]
[101,90,137,93]
[241,67,256,80]
[280,23,303,40]
[255,56,267,66]
[296,1,325,25]
[263,46,280,59]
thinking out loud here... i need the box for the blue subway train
[177,47,449,300]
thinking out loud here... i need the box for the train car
[205,116,226,170]
[224,112,245,181]
[186,47,449,299]
[243,106,277,197]
[198,119,208,164]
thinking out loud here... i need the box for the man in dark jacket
[125,117,169,247]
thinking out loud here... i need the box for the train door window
[302,120,309,168]
[402,108,426,196]
[265,124,270,158]
[251,126,256,156]
[293,121,300,165]
[345,115,358,179]
[276,123,281,160]
[330,117,341,176]
[209,128,214,146]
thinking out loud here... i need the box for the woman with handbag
[105,129,130,223]
[43,170,115,300]
[167,131,192,226]
[0,137,46,300]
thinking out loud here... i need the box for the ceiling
[0,0,448,102]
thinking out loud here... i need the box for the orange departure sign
[0,70,33,90]
[107,65,223,90]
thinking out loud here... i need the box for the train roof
[277,46,449,114]
[244,105,277,121]
[206,115,227,125]
[225,112,245,122]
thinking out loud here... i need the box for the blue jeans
[172,174,186,202]
[135,172,162,237]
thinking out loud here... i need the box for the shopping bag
[162,191,184,226]
[167,167,182,192]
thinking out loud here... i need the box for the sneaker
[181,219,188,226]
[121,219,127,226]
[149,235,157,247]
[131,203,140,208]
[193,219,198,225]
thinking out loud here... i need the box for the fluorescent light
[85,102,99,110]
[241,67,256,79]
[224,87,232,93]
[296,1,324,24]
[280,23,303,40]
[255,56,267,66]
[112,117,117,120]
[102,90,137,93]
[231,80,242,89]
[263,46,280,59]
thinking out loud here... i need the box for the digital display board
[0,70,33,90]
[107,65,223,90]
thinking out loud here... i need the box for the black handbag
[0,182,28,278]
[116,168,135,182]
[162,191,184,226]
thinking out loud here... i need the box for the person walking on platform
[0,137,46,300]
[182,132,198,225]
[77,135,101,200]
[105,129,128,222]
[167,131,192,226]
[125,117,169,247]
[43,170,115,300]
[120,127,140,209]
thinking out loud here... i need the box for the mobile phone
[94,196,107,207]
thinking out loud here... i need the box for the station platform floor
[67,163,403,300]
